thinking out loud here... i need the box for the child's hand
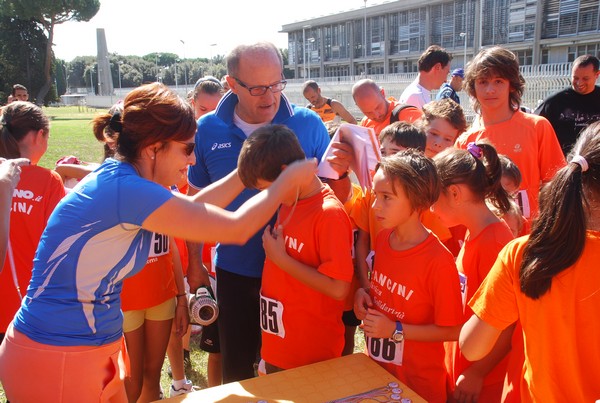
[262,225,287,265]
[353,287,373,320]
[327,127,355,176]
[362,308,395,339]
[454,366,485,403]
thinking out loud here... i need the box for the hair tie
[570,154,589,172]
[109,111,123,133]
[467,142,482,159]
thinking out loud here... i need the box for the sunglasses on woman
[174,141,196,156]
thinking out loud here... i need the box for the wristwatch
[391,321,404,343]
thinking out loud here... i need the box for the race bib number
[458,272,468,314]
[366,336,403,366]
[366,250,375,273]
[149,233,169,257]
[260,294,285,338]
[516,190,531,219]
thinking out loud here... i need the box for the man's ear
[225,75,237,93]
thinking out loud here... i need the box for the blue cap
[451,68,464,78]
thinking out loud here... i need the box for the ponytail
[520,122,600,299]
[478,143,512,214]
[434,141,510,213]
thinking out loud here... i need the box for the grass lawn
[1,106,367,399]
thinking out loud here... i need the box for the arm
[262,225,350,300]
[459,314,503,361]
[189,168,245,207]
[454,323,515,402]
[363,308,461,341]
[331,100,357,124]
[185,186,213,292]
[170,237,190,337]
[0,158,29,269]
[144,158,317,244]
[54,163,95,182]
[355,229,371,289]
[326,139,354,203]
[353,287,373,320]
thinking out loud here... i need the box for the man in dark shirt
[535,55,600,155]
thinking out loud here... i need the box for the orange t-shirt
[0,166,65,332]
[445,221,514,397]
[359,100,423,135]
[350,190,452,250]
[260,186,353,370]
[469,232,600,402]
[455,111,565,219]
[369,230,463,403]
[120,233,177,311]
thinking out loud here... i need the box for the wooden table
[161,353,425,402]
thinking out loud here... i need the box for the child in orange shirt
[351,122,426,291]
[455,46,566,220]
[237,124,354,373]
[354,150,463,403]
[460,122,600,402]
[431,142,515,402]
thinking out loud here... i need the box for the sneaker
[169,380,200,397]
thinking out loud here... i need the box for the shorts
[0,324,128,402]
[342,309,361,327]
[122,298,176,333]
[199,320,220,353]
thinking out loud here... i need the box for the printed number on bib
[366,336,403,366]
[260,294,285,338]
[149,233,169,257]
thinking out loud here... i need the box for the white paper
[317,123,381,191]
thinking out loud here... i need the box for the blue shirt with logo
[188,92,329,278]
[13,159,173,346]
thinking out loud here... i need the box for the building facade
[281,0,600,79]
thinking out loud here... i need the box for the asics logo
[211,142,232,150]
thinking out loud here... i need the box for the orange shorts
[0,324,128,402]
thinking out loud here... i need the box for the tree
[0,16,48,103]
[0,0,100,104]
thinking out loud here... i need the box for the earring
[151,155,155,160]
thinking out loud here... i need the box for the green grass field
[2,106,366,400]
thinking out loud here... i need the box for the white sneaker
[169,380,199,397]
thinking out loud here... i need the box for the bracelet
[176,293,187,298]
[336,171,349,180]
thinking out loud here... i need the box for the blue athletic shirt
[188,91,329,278]
[13,159,174,346]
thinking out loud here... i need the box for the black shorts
[342,309,361,327]
[199,320,220,353]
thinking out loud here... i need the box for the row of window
[288,0,600,65]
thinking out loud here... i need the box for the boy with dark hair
[238,124,354,373]
[379,121,426,156]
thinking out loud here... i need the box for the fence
[84,63,576,122]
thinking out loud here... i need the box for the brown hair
[434,142,512,214]
[379,121,426,152]
[92,83,195,163]
[499,154,522,189]
[463,46,525,114]
[0,101,49,159]
[92,102,123,160]
[421,98,467,136]
[520,121,600,299]
[418,45,452,72]
[237,124,306,189]
[377,149,441,213]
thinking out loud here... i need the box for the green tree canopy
[0,0,100,104]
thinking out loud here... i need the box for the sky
[53,0,371,61]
